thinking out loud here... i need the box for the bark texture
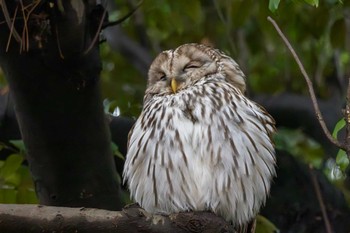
[0,204,235,233]
[0,0,121,209]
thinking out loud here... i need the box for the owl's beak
[171,78,178,93]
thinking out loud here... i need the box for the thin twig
[83,6,107,55]
[84,0,144,55]
[267,16,345,150]
[309,165,333,233]
[1,0,22,43]
[6,4,18,52]
[55,25,64,59]
[102,0,144,28]
[22,0,41,52]
[19,0,27,52]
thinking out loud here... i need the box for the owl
[123,43,276,230]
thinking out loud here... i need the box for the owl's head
[145,43,246,103]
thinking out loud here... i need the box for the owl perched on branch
[123,43,276,230]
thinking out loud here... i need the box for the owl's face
[145,43,246,104]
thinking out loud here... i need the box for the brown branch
[0,204,235,233]
[102,0,144,28]
[19,0,27,52]
[20,0,41,52]
[267,16,345,151]
[84,0,144,55]
[0,0,22,43]
[83,6,107,55]
[309,165,333,233]
[5,3,18,52]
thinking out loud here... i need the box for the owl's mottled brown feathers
[123,43,276,230]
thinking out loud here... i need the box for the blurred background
[0,0,350,232]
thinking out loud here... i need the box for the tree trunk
[0,0,121,209]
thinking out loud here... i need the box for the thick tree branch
[0,204,235,233]
[267,16,345,151]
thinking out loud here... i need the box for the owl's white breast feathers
[123,76,276,226]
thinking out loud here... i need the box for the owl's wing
[198,82,276,225]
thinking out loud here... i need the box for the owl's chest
[149,94,220,150]
[168,88,226,124]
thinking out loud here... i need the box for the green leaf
[17,188,38,204]
[268,0,280,12]
[9,140,26,154]
[17,166,35,189]
[332,118,346,139]
[0,154,24,181]
[304,0,319,7]
[0,188,17,204]
[103,99,119,114]
[4,172,21,186]
[336,149,349,171]
[111,142,125,161]
[256,215,279,233]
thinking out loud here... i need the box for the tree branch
[0,204,235,233]
[267,16,345,151]
[103,0,152,78]
[309,165,333,233]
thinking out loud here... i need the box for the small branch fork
[0,0,43,52]
[267,16,346,152]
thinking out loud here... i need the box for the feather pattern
[123,43,276,228]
